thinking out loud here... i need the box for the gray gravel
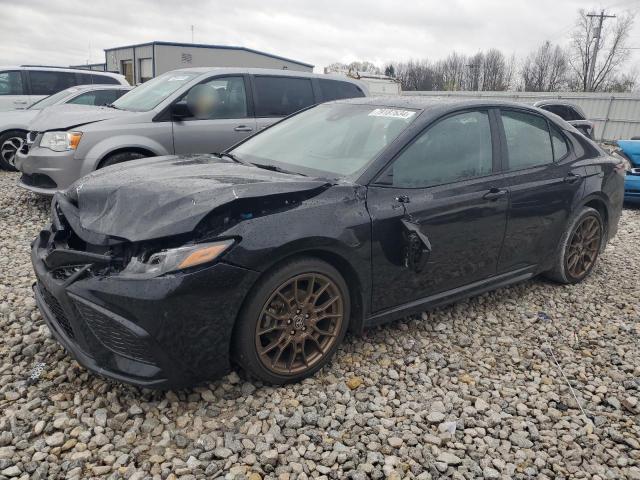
[0,170,639,480]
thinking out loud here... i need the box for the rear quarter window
[91,74,120,85]
[550,125,569,160]
[67,89,126,106]
[318,79,365,101]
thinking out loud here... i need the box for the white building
[104,41,314,85]
[323,67,401,95]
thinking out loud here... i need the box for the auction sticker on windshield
[368,108,416,119]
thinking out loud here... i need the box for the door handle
[483,188,508,201]
[564,172,582,184]
[234,125,253,132]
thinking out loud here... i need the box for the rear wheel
[545,207,604,284]
[0,130,27,171]
[99,151,148,169]
[234,258,350,384]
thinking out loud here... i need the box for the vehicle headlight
[119,239,234,279]
[40,131,83,152]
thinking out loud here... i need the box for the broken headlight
[120,239,234,279]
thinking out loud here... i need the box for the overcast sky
[1,0,639,72]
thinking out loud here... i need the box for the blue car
[617,140,640,204]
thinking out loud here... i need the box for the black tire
[544,207,604,284]
[233,257,350,384]
[0,130,27,171]
[99,151,148,169]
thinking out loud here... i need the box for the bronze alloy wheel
[255,273,344,376]
[566,215,602,279]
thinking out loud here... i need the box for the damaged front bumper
[31,224,259,389]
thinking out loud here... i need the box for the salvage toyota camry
[32,97,625,388]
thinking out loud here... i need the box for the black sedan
[31,97,625,388]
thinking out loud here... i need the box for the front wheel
[544,206,604,284]
[99,151,147,169]
[0,130,27,171]
[233,258,350,384]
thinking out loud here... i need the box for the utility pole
[191,25,195,43]
[466,63,480,91]
[586,10,616,91]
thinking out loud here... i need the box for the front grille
[21,173,57,189]
[73,301,152,364]
[39,284,75,339]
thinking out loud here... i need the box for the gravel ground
[0,170,639,480]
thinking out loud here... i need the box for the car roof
[64,84,132,92]
[0,65,125,78]
[331,95,539,112]
[165,67,365,83]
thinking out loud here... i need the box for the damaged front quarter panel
[65,155,333,243]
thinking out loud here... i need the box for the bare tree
[324,61,382,75]
[435,52,467,90]
[394,59,442,91]
[347,61,381,75]
[384,64,396,78]
[521,41,569,91]
[569,9,635,91]
[464,52,484,91]
[481,49,501,90]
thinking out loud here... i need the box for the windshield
[232,103,417,177]
[112,71,200,112]
[28,88,75,110]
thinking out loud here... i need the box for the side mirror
[171,101,192,119]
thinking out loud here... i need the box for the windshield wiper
[251,163,307,177]
[214,152,252,166]
[105,103,121,110]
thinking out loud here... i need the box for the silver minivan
[16,67,368,194]
[0,84,131,170]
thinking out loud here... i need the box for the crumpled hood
[59,154,330,243]
[28,104,131,131]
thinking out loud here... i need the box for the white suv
[0,66,128,111]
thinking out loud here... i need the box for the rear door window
[318,79,364,101]
[501,110,554,170]
[253,76,315,117]
[28,71,77,95]
[0,71,24,95]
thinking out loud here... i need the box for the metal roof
[104,41,314,68]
